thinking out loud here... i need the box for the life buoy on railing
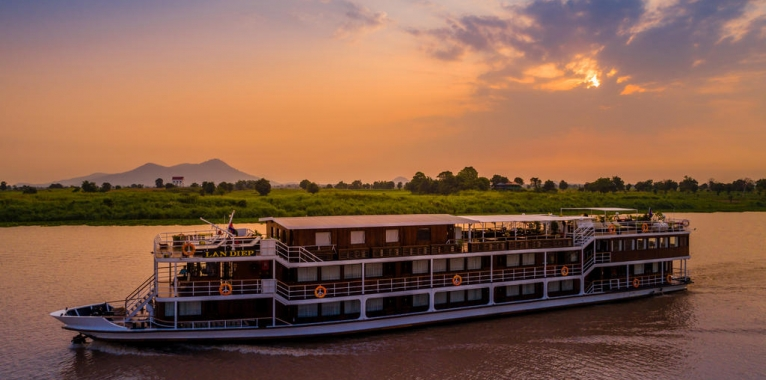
[219,282,233,296]
[314,285,327,298]
[682,219,690,227]
[666,274,673,284]
[561,266,569,276]
[452,274,463,286]
[641,223,650,233]
[181,242,196,257]
[632,278,640,288]
[217,230,223,236]
[608,224,616,234]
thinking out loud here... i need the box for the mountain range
[46,159,260,188]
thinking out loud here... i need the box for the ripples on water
[1,214,765,379]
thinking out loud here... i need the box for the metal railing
[274,241,323,263]
[124,274,156,320]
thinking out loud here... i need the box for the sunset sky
[2,0,765,186]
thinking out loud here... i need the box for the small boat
[50,208,691,342]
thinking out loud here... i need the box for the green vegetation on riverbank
[1,187,765,226]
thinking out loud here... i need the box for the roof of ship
[259,214,476,230]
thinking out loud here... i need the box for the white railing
[274,241,323,263]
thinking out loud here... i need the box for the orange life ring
[181,242,196,257]
[641,223,650,233]
[608,224,616,234]
[561,266,569,276]
[219,282,233,296]
[632,278,640,288]
[314,285,327,298]
[666,274,673,283]
[682,219,690,227]
[452,274,463,286]
[217,230,223,236]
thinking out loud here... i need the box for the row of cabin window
[297,257,484,282]
[504,252,579,267]
[634,262,661,275]
[296,290,486,318]
[315,229,432,246]
[504,280,575,296]
[601,236,682,252]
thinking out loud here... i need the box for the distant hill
[48,159,261,188]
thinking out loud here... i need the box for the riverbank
[1,187,764,226]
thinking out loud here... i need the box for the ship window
[522,253,535,266]
[506,254,520,267]
[322,302,341,316]
[351,231,365,245]
[450,258,464,271]
[315,232,331,246]
[417,228,431,241]
[549,281,561,292]
[321,265,340,281]
[344,264,362,279]
[669,236,678,247]
[451,290,465,302]
[506,285,520,296]
[165,302,201,317]
[648,238,657,249]
[366,298,383,312]
[365,263,383,277]
[568,252,578,263]
[652,262,659,273]
[467,257,482,270]
[561,280,574,291]
[637,239,646,250]
[467,289,482,301]
[298,267,318,282]
[344,300,360,314]
[634,264,644,275]
[298,304,318,317]
[659,237,667,248]
[412,260,429,274]
[413,294,429,307]
[522,283,536,295]
[385,229,399,243]
[434,292,447,305]
[433,259,447,273]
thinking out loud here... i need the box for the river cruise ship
[51,208,691,343]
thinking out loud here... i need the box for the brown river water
[0,212,765,379]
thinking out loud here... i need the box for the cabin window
[451,290,465,302]
[164,301,202,317]
[315,232,331,246]
[412,260,429,274]
[323,302,341,316]
[434,292,447,305]
[549,281,560,292]
[648,238,657,249]
[321,266,340,281]
[344,264,362,279]
[344,300,360,314]
[652,262,659,273]
[506,285,520,296]
[561,280,574,291]
[522,283,536,295]
[659,237,667,248]
[385,229,399,243]
[522,253,535,266]
[298,267,318,282]
[365,263,383,278]
[634,264,645,275]
[450,258,464,271]
[467,256,482,270]
[417,228,431,241]
[351,231,365,245]
[568,252,579,263]
[506,254,520,267]
[669,236,678,247]
[413,294,429,307]
[637,239,646,250]
[366,298,383,312]
[433,259,447,273]
[467,289,482,301]
[298,304,318,317]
